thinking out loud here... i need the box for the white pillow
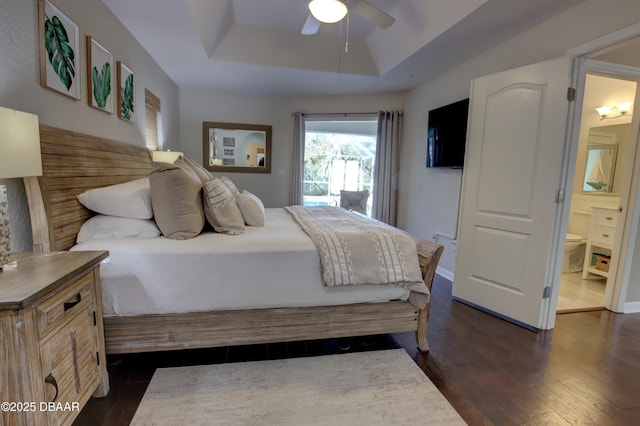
[77,178,153,219]
[76,215,161,243]
[236,190,265,226]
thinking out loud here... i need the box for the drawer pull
[602,234,609,238]
[606,217,613,220]
[63,293,82,311]
[44,374,59,402]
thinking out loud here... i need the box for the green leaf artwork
[92,62,111,108]
[44,14,75,90]
[121,74,134,120]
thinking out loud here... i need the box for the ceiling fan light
[309,0,348,24]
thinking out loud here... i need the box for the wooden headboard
[25,125,153,252]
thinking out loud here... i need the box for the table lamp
[0,107,42,271]
[152,150,183,164]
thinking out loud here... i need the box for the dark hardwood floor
[74,276,640,425]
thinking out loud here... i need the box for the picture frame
[86,36,113,113]
[117,61,135,122]
[203,122,272,174]
[38,0,81,99]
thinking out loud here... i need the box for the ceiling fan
[302,0,395,35]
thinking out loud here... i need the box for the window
[303,116,377,215]
[145,89,162,150]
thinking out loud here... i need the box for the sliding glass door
[303,115,377,216]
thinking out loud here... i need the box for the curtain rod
[300,112,376,117]
[296,111,403,117]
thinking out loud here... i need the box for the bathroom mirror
[582,143,618,192]
[583,143,618,193]
[583,124,632,194]
[202,121,272,173]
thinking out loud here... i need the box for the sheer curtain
[289,112,305,205]
[372,111,402,226]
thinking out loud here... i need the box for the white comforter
[71,208,409,316]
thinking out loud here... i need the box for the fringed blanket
[285,206,429,309]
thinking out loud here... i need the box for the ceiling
[102,0,584,95]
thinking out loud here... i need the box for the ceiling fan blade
[301,13,321,35]
[350,0,395,28]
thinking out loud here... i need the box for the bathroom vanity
[582,206,619,279]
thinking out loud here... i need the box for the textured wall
[0,0,179,251]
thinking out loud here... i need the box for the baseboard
[436,266,454,282]
[623,301,640,313]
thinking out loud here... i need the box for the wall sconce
[595,102,633,120]
[152,150,183,164]
[0,107,42,271]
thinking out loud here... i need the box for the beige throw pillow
[181,157,212,185]
[236,190,265,226]
[149,162,205,239]
[220,176,239,196]
[203,178,245,235]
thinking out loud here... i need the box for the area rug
[131,349,465,425]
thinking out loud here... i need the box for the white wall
[0,0,179,252]
[398,0,640,287]
[178,90,405,207]
[179,89,291,207]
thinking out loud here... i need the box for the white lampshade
[617,101,632,114]
[0,107,42,179]
[594,105,612,119]
[152,150,183,164]
[309,0,348,24]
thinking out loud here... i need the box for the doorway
[451,25,640,330]
[557,74,637,313]
[555,32,640,316]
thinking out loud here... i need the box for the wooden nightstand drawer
[40,308,101,426]
[36,271,94,342]
[1,251,109,426]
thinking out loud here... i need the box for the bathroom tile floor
[557,271,606,313]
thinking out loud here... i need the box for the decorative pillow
[236,190,265,226]
[220,176,240,196]
[181,156,212,185]
[77,178,153,219]
[203,178,245,235]
[77,215,160,243]
[149,162,205,240]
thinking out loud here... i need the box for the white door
[453,57,573,329]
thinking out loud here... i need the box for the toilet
[563,233,586,273]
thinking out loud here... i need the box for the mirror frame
[583,143,618,193]
[202,121,272,174]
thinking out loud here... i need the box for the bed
[24,125,443,354]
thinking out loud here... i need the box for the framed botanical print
[87,36,113,113]
[38,0,81,99]
[117,61,135,122]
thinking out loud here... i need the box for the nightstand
[0,251,109,426]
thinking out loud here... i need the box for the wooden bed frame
[25,125,443,354]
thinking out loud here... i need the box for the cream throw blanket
[285,206,429,309]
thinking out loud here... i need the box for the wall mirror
[583,124,632,194]
[583,143,618,192]
[203,121,272,173]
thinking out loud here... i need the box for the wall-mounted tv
[426,98,469,169]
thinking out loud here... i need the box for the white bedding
[71,208,409,317]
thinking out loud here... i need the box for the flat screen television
[426,98,469,169]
